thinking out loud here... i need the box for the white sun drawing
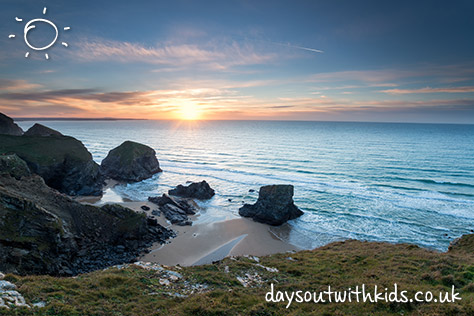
[8,7,71,60]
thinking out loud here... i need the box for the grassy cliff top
[106,141,155,165]
[104,140,155,166]
[2,235,473,315]
[0,135,92,165]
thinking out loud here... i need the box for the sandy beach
[121,201,299,266]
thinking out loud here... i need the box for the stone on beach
[239,184,303,226]
[148,194,197,215]
[101,141,162,182]
[168,180,215,200]
[159,204,192,226]
[148,193,198,226]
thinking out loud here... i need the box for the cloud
[308,69,416,83]
[0,79,42,91]
[1,80,473,123]
[0,89,100,101]
[308,64,474,85]
[381,86,474,94]
[71,38,275,70]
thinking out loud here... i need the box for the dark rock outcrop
[101,141,162,182]
[0,173,174,276]
[239,184,303,226]
[168,180,215,200]
[148,194,197,226]
[0,133,104,196]
[24,123,63,136]
[0,113,23,136]
[148,194,197,215]
[0,154,31,179]
[160,204,192,226]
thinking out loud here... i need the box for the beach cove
[115,201,298,266]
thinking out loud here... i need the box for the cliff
[0,171,173,276]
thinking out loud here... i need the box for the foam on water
[18,120,474,251]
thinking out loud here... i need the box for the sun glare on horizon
[178,101,201,120]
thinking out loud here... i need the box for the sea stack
[239,184,303,226]
[168,180,215,200]
[101,141,162,182]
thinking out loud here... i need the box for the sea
[18,120,474,251]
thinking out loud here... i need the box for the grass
[107,141,153,166]
[0,135,92,166]
[1,237,473,315]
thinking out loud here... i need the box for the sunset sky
[1,0,473,123]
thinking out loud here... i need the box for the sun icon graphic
[8,7,71,60]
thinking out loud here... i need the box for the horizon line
[12,117,474,125]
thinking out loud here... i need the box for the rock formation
[0,133,104,196]
[0,113,23,136]
[148,194,197,226]
[24,123,63,136]
[239,184,304,226]
[0,154,31,179]
[168,180,215,200]
[101,141,162,182]
[0,172,174,276]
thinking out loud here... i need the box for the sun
[8,7,71,60]
[178,102,201,120]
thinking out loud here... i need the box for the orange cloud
[1,78,473,122]
[0,79,42,91]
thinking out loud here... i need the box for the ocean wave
[46,120,474,252]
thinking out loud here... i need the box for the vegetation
[1,237,473,315]
[108,141,155,166]
[0,135,92,166]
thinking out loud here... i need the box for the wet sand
[73,179,122,204]
[121,201,299,266]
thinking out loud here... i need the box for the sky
[0,0,473,123]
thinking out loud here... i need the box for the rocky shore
[0,167,174,276]
[0,113,174,276]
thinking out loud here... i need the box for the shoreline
[119,201,300,266]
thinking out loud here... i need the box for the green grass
[0,135,92,166]
[107,141,153,166]
[1,238,473,315]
